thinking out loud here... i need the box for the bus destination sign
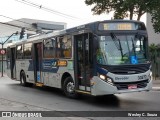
[98,22,135,30]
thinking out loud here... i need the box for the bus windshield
[96,34,148,65]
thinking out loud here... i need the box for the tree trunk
[130,12,133,20]
[137,14,142,21]
[129,7,134,20]
[137,7,145,21]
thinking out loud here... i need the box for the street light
[0,31,18,77]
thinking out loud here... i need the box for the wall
[146,13,160,45]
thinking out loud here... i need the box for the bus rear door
[6,47,16,79]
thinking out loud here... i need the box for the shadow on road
[79,95,120,108]
[8,83,121,108]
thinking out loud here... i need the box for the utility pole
[0,31,18,77]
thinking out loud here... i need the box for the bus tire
[63,77,78,98]
[20,72,32,87]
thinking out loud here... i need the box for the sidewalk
[152,79,160,91]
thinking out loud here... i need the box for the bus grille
[103,64,150,75]
[114,80,149,90]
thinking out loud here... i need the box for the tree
[85,0,157,21]
[150,1,160,33]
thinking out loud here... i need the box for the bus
[6,20,152,98]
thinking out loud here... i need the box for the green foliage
[149,43,158,63]
[85,0,155,20]
[85,0,115,15]
[151,4,160,33]
[149,43,160,79]
[149,43,160,56]
[149,43,160,62]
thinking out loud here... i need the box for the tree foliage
[149,43,160,79]
[85,0,154,20]
[85,0,160,33]
[150,1,160,33]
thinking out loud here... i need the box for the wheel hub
[67,82,74,93]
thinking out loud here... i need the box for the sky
[0,0,146,29]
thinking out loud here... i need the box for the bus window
[56,35,72,58]
[24,43,32,59]
[63,35,72,58]
[16,45,23,59]
[43,38,56,58]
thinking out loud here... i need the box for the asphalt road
[0,76,160,120]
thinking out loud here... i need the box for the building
[146,13,160,45]
[0,18,66,72]
[0,18,66,46]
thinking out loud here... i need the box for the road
[0,76,160,120]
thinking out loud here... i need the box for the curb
[152,87,160,91]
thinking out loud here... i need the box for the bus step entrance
[35,82,44,87]
[75,90,91,95]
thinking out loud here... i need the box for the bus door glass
[34,43,43,83]
[74,33,93,90]
[11,47,16,79]
[6,47,16,79]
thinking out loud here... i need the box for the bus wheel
[63,77,78,98]
[20,72,32,87]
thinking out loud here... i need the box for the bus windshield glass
[96,34,148,65]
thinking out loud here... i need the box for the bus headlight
[99,74,106,80]
[99,74,114,85]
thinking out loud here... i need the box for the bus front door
[74,33,92,92]
[34,43,43,84]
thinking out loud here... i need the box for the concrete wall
[146,13,160,45]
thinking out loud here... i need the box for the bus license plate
[128,84,137,89]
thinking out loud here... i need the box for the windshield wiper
[110,32,124,59]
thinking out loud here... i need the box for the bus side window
[63,35,72,58]
[56,38,63,58]
[24,43,32,59]
[16,45,23,59]
[56,35,72,58]
[43,38,56,58]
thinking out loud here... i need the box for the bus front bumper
[90,77,152,96]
